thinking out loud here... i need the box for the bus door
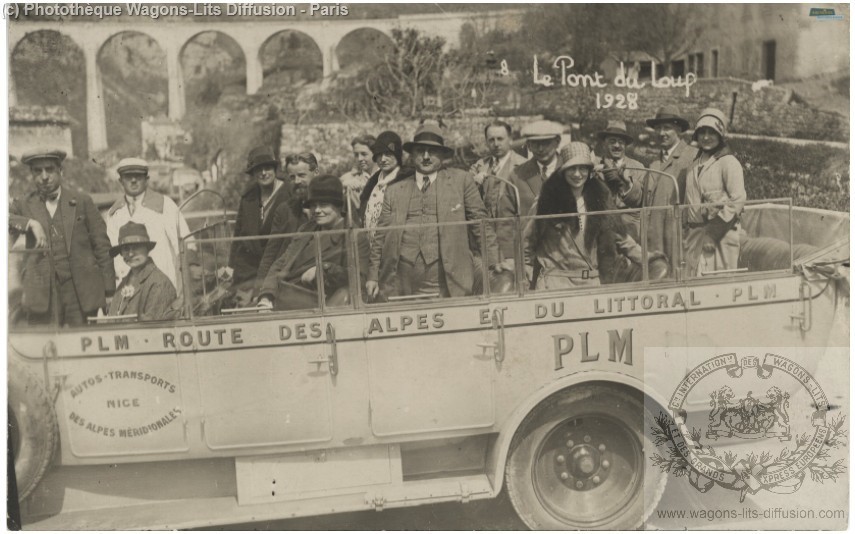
[185,229,340,451]
[356,220,501,437]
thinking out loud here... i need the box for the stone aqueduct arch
[8,11,522,154]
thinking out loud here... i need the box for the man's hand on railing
[365,280,380,299]
[257,297,273,309]
[27,219,47,248]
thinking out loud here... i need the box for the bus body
[10,195,849,530]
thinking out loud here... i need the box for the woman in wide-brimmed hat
[109,222,178,321]
[525,142,643,289]
[683,107,747,276]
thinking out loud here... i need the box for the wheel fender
[486,371,670,496]
[9,358,59,501]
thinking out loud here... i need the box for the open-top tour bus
[9,185,849,530]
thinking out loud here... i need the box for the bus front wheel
[505,385,666,530]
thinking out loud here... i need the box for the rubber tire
[9,359,58,502]
[505,385,666,530]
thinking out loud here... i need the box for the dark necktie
[420,177,430,193]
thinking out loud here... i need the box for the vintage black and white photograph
[5,2,850,530]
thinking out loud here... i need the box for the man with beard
[254,151,320,288]
[10,148,114,326]
[365,123,502,299]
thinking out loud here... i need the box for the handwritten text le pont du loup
[529,55,697,110]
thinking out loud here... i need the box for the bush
[729,138,850,212]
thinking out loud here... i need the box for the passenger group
[9,106,746,325]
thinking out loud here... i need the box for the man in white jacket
[106,158,191,293]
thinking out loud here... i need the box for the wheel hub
[553,431,612,491]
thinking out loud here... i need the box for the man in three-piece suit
[471,120,528,267]
[366,123,502,299]
[511,120,565,216]
[10,148,115,326]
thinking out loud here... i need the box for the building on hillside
[602,4,849,82]
[9,105,74,161]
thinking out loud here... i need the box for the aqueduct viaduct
[9,10,522,153]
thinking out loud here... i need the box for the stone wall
[519,77,848,142]
[280,115,544,170]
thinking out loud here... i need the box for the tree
[520,4,640,73]
[324,27,496,119]
[627,5,702,75]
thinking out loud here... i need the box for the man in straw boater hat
[106,157,191,292]
[512,119,565,214]
[108,222,178,321]
[10,147,115,326]
[365,122,502,300]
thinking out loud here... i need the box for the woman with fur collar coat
[525,142,642,289]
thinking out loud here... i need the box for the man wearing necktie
[10,148,115,326]
[471,121,527,268]
[646,106,699,204]
[366,123,502,299]
[510,120,565,216]
[106,158,191,294]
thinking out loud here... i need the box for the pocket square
[451,203,462,212]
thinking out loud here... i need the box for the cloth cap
[521,120,563,141]
[304,174,344,208]
[110,221,157,257]
[645,105,690,131]
[558,142,596,172]
[402,123,455,157]
[693,107,728,140]
[116,157,149,176]
[371,131,403,165]
[21,148,66,165]
[597,120,633,144]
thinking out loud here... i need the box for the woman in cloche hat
[108,222,178,321]
[525,142,643,289]
[257,175,368,311]
[683,107,747,276]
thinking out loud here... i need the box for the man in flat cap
[106,157,191,293]
[513,120,565,215]
[10,148,115,326]
[366,123,501,300]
